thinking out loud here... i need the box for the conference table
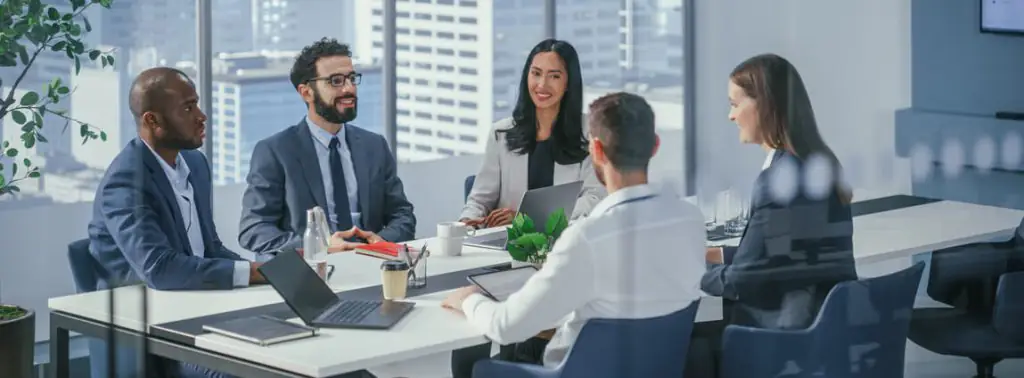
[48,194,1024,378]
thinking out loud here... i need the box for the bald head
[128,67,195,125]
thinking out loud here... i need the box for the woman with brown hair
[685,53,858,378]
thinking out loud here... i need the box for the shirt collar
[306,116,346,149]
[588,183,658,217]
[141,139,190,184]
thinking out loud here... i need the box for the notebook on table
[354,242,404,260]
[202,315,317,346]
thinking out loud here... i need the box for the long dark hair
[498,39,588,165]
[730,53,852,204]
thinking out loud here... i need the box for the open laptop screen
[258,250,338,324]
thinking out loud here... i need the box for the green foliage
[0,304,27,321]
[506,208,569,264]
[0,0,115,196]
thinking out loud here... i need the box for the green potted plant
[505,208,569,266]
[0,0,114,376]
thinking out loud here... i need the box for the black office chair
[908,237,1024,378]
[68,238,98,293]
[464,174,476,202]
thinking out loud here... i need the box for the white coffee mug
[433,236,464,257]
[437,221,473,238]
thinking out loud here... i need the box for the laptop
[258,250,415,329]
[464,180,585,250]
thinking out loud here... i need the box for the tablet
[466,265,539,301]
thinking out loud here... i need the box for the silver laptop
[464,180,585,250]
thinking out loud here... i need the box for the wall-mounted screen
[982,0,1024,34]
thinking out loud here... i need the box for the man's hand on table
[327,227,368,253]
[441,286,481,315]
[249,262,266,284]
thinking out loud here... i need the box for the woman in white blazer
[458,39,604,229]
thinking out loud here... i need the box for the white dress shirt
[307,118,361,231]
[461,183,707,367]
[143,142,249,287]
[763,148,776,170]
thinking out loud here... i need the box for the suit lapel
[136,139,192,255]
[294,120,329,209]
[346,126,371,223]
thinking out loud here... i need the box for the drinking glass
[407,247,428,289]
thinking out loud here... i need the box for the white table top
[49,198,1024,377]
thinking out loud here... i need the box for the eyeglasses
[308,72,362,87]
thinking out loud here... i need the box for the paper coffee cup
[380,260,410,300]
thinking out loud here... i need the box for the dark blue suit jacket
[88,138,245,290]
[238,120,416,254]
[702,149,858,329]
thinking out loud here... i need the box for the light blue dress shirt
[307,118,361,231]
[143,142,250,287]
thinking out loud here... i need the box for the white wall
[693,0,913,196]
[0,130,685,342]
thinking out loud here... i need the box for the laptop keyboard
[323,300,381,324]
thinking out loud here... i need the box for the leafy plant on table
[0,0,116,197]
[505,208,569,265]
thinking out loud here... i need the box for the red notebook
[355,242,404,260]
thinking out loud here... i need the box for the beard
[313,87,357,124]
[160,123,203,151]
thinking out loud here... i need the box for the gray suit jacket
[459,117,605,221]
[88,138,246,290]
[239,120,416,254]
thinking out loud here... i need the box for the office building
[357,0,621,161]
[208,51,383,184]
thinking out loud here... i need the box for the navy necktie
[328,137,354,231]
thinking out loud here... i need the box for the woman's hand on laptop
[483,208,515,228]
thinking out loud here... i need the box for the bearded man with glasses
[239,37,416,257]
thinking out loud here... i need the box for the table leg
[49,313,70,378]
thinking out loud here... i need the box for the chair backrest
[556,301,699,378]
[994,271,1024,342]
[723,263,924,378]
[67,238,98,293]
[926,241,1021,315]
[464,175,476,202]
[812,262,924,377]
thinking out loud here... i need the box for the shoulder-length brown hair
[730,53,852,204]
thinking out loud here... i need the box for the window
[397,109,411,116]
[398,76,411,84]
[459,134,478,143]
[392,0,544,163]
[414,128,432,136]
[397,27,410,35]
[397,125,411,133]
[438,148,456,156]
[415,145,432,152]
[415,112,432,120]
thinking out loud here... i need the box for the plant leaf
[11,110,26,124]
[99,131,107,141]
[89,50,100,60]
[23,158,32,167]
[0,174,5,187]
[12,163,18,177]
[74,56,81,74]
[28,171,40,178]
[19,91,39,105]
[545,208,569,239]
[83,16,92,32]
[6,148,18,157]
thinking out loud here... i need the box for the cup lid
[381,260,410,271]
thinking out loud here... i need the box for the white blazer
[460,117,606,221]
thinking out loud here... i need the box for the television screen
[982,0,1024,34]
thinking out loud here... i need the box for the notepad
[355,242,404,260]
[202,315,317,346]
